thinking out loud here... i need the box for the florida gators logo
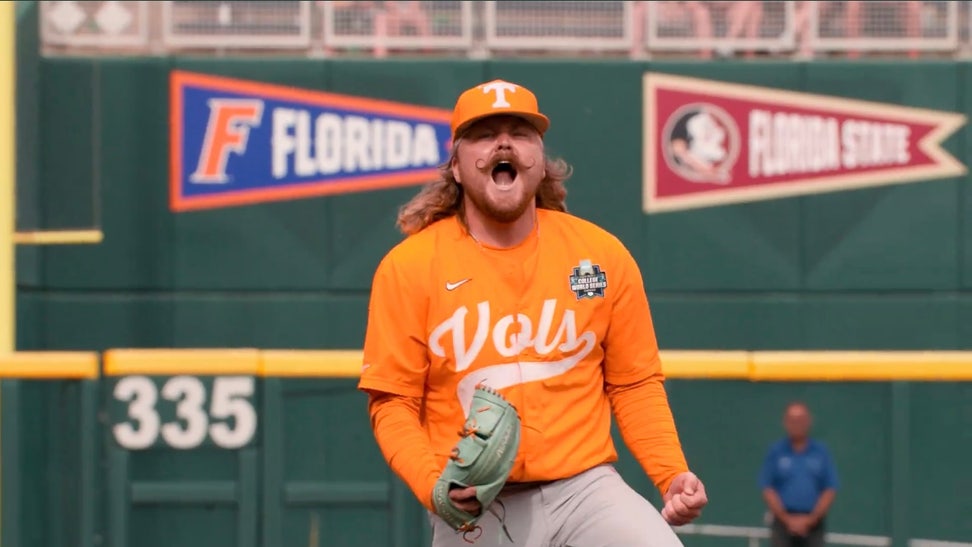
[189,99,264,184]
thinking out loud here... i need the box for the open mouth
[491,161,518,187]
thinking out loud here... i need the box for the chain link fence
[35,1,972,59]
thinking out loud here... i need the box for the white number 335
[112,376,257,451]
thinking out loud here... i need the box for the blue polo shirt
[758,438,839,514]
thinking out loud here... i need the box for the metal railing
[321,1,474,54]
[161,1,312,50]
[35,1,972,59]
[41,0,150,49]
[483,1,635,53]
[808,0,960,54]
[644,1,797,57]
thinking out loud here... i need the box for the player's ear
[451,157,461,185]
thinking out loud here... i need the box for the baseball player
[358,79,708,545]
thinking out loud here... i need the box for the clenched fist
[662,471,708,526]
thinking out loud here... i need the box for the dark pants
[770,516,825,547]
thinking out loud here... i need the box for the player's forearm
[368,392,442,512]
[606,375,689,494]
[809,489,835,523]
[762,488,789,520]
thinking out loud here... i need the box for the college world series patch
[569,259,608,299]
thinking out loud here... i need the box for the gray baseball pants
[428,464,685,547]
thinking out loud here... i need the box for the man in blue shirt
[759,401,839,547]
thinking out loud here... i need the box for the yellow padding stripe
[261,350,365,377]
[103,348,261,376]
[31,348,966,381]
[13,229,104,245]
[660,351,750,379]
[260,350,754,379]
[0,352,99,379]
[751,351,972,381]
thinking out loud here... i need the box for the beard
[465,182,535,223]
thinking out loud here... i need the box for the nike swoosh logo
[445,278,471,291]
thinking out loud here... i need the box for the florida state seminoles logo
[661,103,740,185]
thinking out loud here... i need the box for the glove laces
[457,499,514,544]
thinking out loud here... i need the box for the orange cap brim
[454,111,550,139]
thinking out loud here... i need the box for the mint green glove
[431,384,521,536]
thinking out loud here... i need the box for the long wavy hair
[396,141,573,235]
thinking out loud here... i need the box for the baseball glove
[431,383,521,536]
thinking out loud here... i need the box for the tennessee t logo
[190,98,264,184]
[482,82,517,108]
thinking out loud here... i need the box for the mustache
[473,148,538,173]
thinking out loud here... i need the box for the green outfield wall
[7,34,972,547]
[13,56,972,351]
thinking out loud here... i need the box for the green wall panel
[18,293,174,350]
[327,59,483,106]
[15,0,40,234]
[645,203,804,291]
[15,245,42,293]
[640,294,967,351]
[801,295,961,349]
[262,379,424,547]
[964,179,972,289]
[801,183,960,291]
[959,297,972,344]
[37,59,98,232]
[172,295,368,348]
[649,296,802,350]
[14,3,43,289]
[324,193,411,291]
[174,199,336,291]
[277,380,380,483]
[127,508,240,547]
[17,293,370,351]
[39,58,174,291]
[907,383,972,542]
[5,381,60,547]
[801,62,963,291]
[15,291,43,350]
[281,507,392,547]
[2,380,98,547]
[962,62,972,290]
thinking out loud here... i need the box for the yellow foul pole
[0,0,14,355]
[0,3,14,545]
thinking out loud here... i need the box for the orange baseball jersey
[358,208,688,510]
